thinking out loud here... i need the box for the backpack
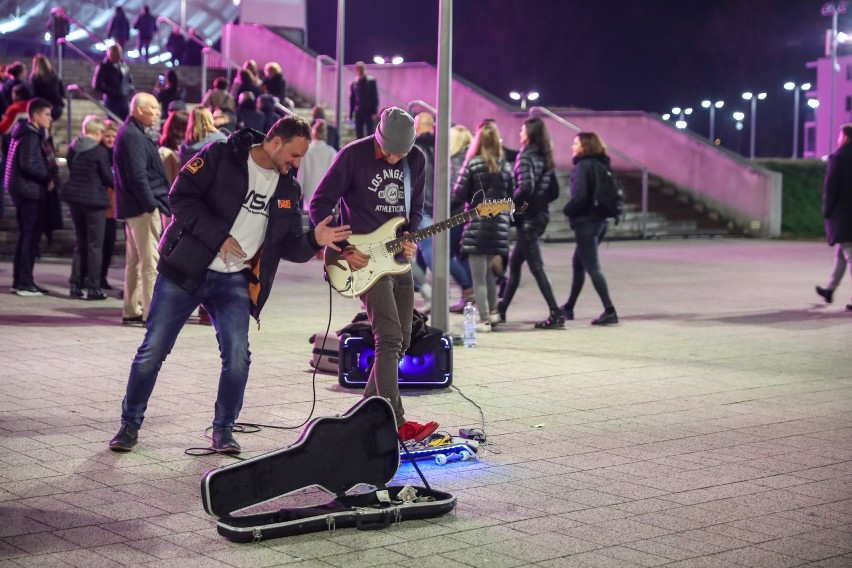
[592,163,625,224]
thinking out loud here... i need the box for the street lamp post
[741,91,767,159]
[733,111,746,155]
[372,55,404,65]
[784,81,812,158]
[701,100,724,142]
[509,90,539,110]
[823,1,846,153]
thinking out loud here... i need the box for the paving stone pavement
[0,238,850,567]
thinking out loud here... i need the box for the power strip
[459,428,486,443]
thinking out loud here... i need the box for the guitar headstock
[474,198,514,219]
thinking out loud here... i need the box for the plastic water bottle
[463,302,477,348]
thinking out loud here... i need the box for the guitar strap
[402,156,411,221]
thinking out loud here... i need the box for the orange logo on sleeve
[277,199,291,209]
[185,157,204,174]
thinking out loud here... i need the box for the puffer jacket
[159,128,321,323]
[61,135,113,208]
[3,120,50,203]
[564,153,609,229]
[823,142,852,245]
[452,155,514,257]
[512,145,549,223]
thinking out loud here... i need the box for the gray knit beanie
[375,107,416,155]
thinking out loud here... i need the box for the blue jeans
[120,271,252,429]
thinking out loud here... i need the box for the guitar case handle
[356,510,393,531]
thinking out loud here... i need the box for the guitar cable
[184,272,332,458]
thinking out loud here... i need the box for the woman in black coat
[30,54,64,122]
[496,117,563,329]
[816,125,852,308]
[452,122,514,330]
[561,131,618,325]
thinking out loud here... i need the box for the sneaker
[475,321,491,333]
[534,313,565,329]
[211,428,241,454]
[122,315,144,325]
[398,420,439,443]
[559,304,575,320]
[69,284,84,298]
[816,285,834,304]
[15,285,44,297]
[109,424,138,452]
[33,284,49,295]
[591,311,619,325]
[86,288,108,301]
[489,311,503,325]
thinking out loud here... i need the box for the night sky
[306,0,838,158]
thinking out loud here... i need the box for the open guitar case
[200,397,457,542]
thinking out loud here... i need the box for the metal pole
[57,40,63,80]
[181,0,187,30]
[749,97,757,159]
[201,49,208,96]
[793,86,801,158]
[334,0,345,135]
[432,0,452,332]
[66,90,72,148]
[830,8,839,154]
[641,168,649,239]
[316,57,323,106]
[709,106,715,141]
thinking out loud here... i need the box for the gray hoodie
[178,130,227,166]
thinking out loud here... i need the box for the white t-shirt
[208,148,279,273]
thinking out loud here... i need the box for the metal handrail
[407,99,437,116]
[56,38,99,80]
[273,102,297,118]
[55,7,106,45]
[529,106,650,239]
[65,84,123,145]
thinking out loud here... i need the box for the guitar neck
[386,210,478,254]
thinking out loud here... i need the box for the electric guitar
[324,199,515,298]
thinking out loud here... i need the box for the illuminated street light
[808,98,820,109]
[509,90,540,110]
[701,100,725,141]
[784,81,812,158]
[670,106,693,130]
[662,113,671,121]
[372,55,403,65]
[741,91,767,158]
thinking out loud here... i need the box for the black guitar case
[200,397,457,542]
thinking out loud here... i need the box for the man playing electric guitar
[309,107,439,443]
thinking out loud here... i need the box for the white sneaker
[475,321,491,333]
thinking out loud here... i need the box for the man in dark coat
[3,98,54,296]
[106,7,130,51]
[107,116,351,454]
[132,5,158,62]
[113,92,170,325]
[348,61,379,139]
[816,124,852,311]
[93,45,134,120]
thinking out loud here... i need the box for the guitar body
[324,217,412,298]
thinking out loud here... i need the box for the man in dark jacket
[3,98,53,296]
[107,7,130,51]
[92,45,134,120]
[61,115,114,300]
[114,92,170,325]
[816,124,852,311]
[108,116,351,454]
[348,61,379,139]
[132,5,158,62]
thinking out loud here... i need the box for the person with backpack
[495,117,563,329]
[561,131,619,325]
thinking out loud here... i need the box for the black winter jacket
[61,135,113,208]
[114,117,171,219]
[415,132,435,216]
[3,121,50,203]
[92,58,133,104]
[512,146,550,223]
[453,155,514,257]
[823,142,852,245]
[564,153,609,229]
[158,128,321,322]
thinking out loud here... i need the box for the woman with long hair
[561,132,619,325]
[451,121,514,331]
[178,106,227,165]
[496,116,563,329]
[158,110,188,183]
[30,54,64,122]
[447,124,475,310]
[100,120,118,290]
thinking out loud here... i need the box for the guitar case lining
[201,397,457,542]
